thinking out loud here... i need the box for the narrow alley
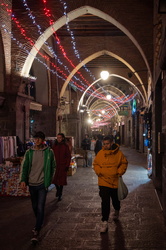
[0,147,166,250]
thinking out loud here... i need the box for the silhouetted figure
[52,133,71,201]
[94,134,103,155]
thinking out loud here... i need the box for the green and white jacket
[20,145,56,188]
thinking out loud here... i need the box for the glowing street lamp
[87,118,93,124]
[106,94,112,100]
[100,70,109,80]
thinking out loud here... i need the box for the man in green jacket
[20,131,56,243]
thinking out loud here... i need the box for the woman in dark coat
[94,134,103,155]
[52,133,71,201]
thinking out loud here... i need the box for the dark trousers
[55,184,63,197]
[29,184,47,232]
[99,186,120,222]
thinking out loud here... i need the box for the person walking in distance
[81,134,91,167]
[94,134,103,155]
[93,135,128,233]
[20,131,56,243]
[52,133,71,201]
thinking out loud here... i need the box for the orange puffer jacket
[93,144,128,188]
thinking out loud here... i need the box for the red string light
[1,2,138,107]
[41,0,103,94]
[2,1,106,100]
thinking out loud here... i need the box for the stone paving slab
[0,147,166,250]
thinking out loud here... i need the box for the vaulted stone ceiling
[2,0,153,124]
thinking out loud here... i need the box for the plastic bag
[118,176,128,200]
[87,151,92,167]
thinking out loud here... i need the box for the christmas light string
[53,0,140,122]
[1,3,94,94]
[91,121,112,128]
[42,0,91,85]
[92,105,121,125]
[41,0,105,96]
[3,0,102,102]
[91,108,117,119]
[57,0,118,98]
[59,0,111,100]
[1,20,103,99]
[18,0,107,101]
[1,21,90,94]
[5,22,136,121]
[89,105,118,122]
[57,0,141,102]
[59,0,96,81]
[92,113,117,127]
[88,92,138,125]
[21,0,102,98]
[1,3,81,91]
[1,25,69,81]
[3,22,104,99]
[1,2,139,119]
[3,1,135,104]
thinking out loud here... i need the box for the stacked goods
[0,162,29,196]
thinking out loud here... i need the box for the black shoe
[58,196,62,201]
[56,190,59,197]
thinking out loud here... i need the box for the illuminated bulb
[87,118,92,123]
[100,70,109,80]
[101,110,105,114]
[106,94,112,100]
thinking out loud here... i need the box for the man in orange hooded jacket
[93,135,128,233]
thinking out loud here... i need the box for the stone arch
[90,100,119,120]
[0,32,5,92]
[77,74,146,111]
[21,6,151,95]
[90,99,120,113]
[85,85,126,108]
[61,50,148,103]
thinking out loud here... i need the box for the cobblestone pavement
[0,147,166,250]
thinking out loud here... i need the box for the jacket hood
[103,143,119,156]
[31,144,48,151]
[54,140,66,145]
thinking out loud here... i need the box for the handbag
[118,176,128,201]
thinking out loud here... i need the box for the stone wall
[29,106,57,138]
[152,2,166,216]
[0,93,16,136]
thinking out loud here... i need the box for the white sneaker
[31,230,39,244]
[100,221,108,233]
[113,210,119,221]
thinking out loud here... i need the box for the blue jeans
[29,184,47,232]
[99,186,120,222]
